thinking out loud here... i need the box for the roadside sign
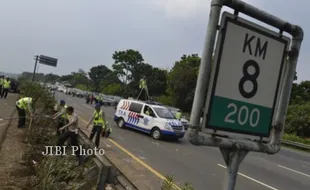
[39,55,58,67]
[206,12,290,137]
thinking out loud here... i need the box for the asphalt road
[0,93,18,146]
[56,92,310,190]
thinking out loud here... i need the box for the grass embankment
[282,133,310,145]
[19,82,94,189]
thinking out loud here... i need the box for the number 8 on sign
[238,60,260,99]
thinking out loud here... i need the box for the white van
[114,99,185,140]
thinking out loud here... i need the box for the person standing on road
[53,100,68,135]
[90,94,94,104]
[0,75,4,95]
[57,106,84,165]
[86,103,107,147]
[16,97,34,128]
[1,77,11,99]
[138,76,149,101]
[175,109,182,121]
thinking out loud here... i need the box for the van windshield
[153,107,175,119]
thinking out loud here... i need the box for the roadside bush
[19,82,88,189]
[285,103,310,137]
[19,81,55,114]
[161,175,195,190]
[155,95,175,106]
[282,133,310,145]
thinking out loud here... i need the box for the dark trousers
[89,125,103,147]
[0,85,2,95]
[57,131,80,158]
[1,88,9,99]
[137,88,148,101]
[16,106,26,128]
[56,119,66,136]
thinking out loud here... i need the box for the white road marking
[138,156,146,160]
[0,122,8,126]
[277,164,310,178]
[303,161,310,165]
[152,142,160,146]
[217,164,278,190]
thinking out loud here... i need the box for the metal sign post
[188,0,304,189]
[32,55,39,82]
[32,55,58,82]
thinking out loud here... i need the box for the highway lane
[56,92,310,190]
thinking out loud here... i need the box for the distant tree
[167,54,201,112]
[88,65,113,91]
[290,81,310,104]
[147,67,168,97]
[44,73,61,83]
[102,83,122,96]
[112,49,144,84]
[20,72,45,81]
[60,73,75,83]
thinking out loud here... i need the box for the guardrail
[282,140,310,150]
[77,129,138,190]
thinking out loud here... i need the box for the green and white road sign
[206,12,290,137]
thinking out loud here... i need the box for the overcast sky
[0,0,308,81]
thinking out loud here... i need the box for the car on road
[114,99,185,140]
[166,106,189,130]
[99,94,114,106]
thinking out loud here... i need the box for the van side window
[143,105,156,117]
[129,102,143,113]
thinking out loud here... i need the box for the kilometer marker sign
[206,12,290,137]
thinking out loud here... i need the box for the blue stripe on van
[114,115,118,121]
[114,115,185,138]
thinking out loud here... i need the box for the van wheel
[117,118,125,128]
[151,127,161,140]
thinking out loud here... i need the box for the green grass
[282,133,310,145]
[161,176,195,190]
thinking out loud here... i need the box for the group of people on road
[0,75,11,99]
[15,95,109,165]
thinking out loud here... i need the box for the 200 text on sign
[207,12,289,137]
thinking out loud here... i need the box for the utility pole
[32,55,39,82]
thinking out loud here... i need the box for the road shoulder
[0,93,30,189]
[80,120,163,190]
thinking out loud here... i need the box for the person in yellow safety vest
[144,106,154,117]
[86,103,107,147]
[175,109,182,121]
[95,95,100,104]
[0,75,4,95]
[1,77,11,99]
[53,100,68,136]
[16,97,34,128]
[139,76,148,101]
[139,76,147,89]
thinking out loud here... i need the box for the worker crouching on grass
[56,106,84,165]
[86,103,107,147]
[16,96,34,128]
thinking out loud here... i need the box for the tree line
[19,49,200,113]
[19,49,309,139]
[286,80,310,138]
